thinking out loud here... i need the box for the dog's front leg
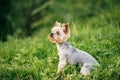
[57,58,66,78]
[57,59,66,72]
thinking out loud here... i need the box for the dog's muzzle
[50,33,54,37]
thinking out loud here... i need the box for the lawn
[0,0,120,80]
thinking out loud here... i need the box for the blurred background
[0,0,120,41]
[0,0,120,79]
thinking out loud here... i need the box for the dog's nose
[50,33,54,37]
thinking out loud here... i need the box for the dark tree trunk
[0,0,13,41]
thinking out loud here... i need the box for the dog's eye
[56,32,60,35]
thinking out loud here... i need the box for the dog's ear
[54,21,61,27]
[62,23,70,38]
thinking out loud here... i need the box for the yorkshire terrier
[48,21,99,76]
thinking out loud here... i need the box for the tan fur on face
[48,21,70,44]
[48,34,56,43]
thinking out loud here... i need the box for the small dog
[48,21,99,76]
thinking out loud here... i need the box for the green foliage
[0,0,120,80]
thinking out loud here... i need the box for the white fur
[56,42,99,76]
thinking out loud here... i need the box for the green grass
[0,0,120,80]
[0,16,120,80]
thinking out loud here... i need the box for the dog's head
[48,21,70,44]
